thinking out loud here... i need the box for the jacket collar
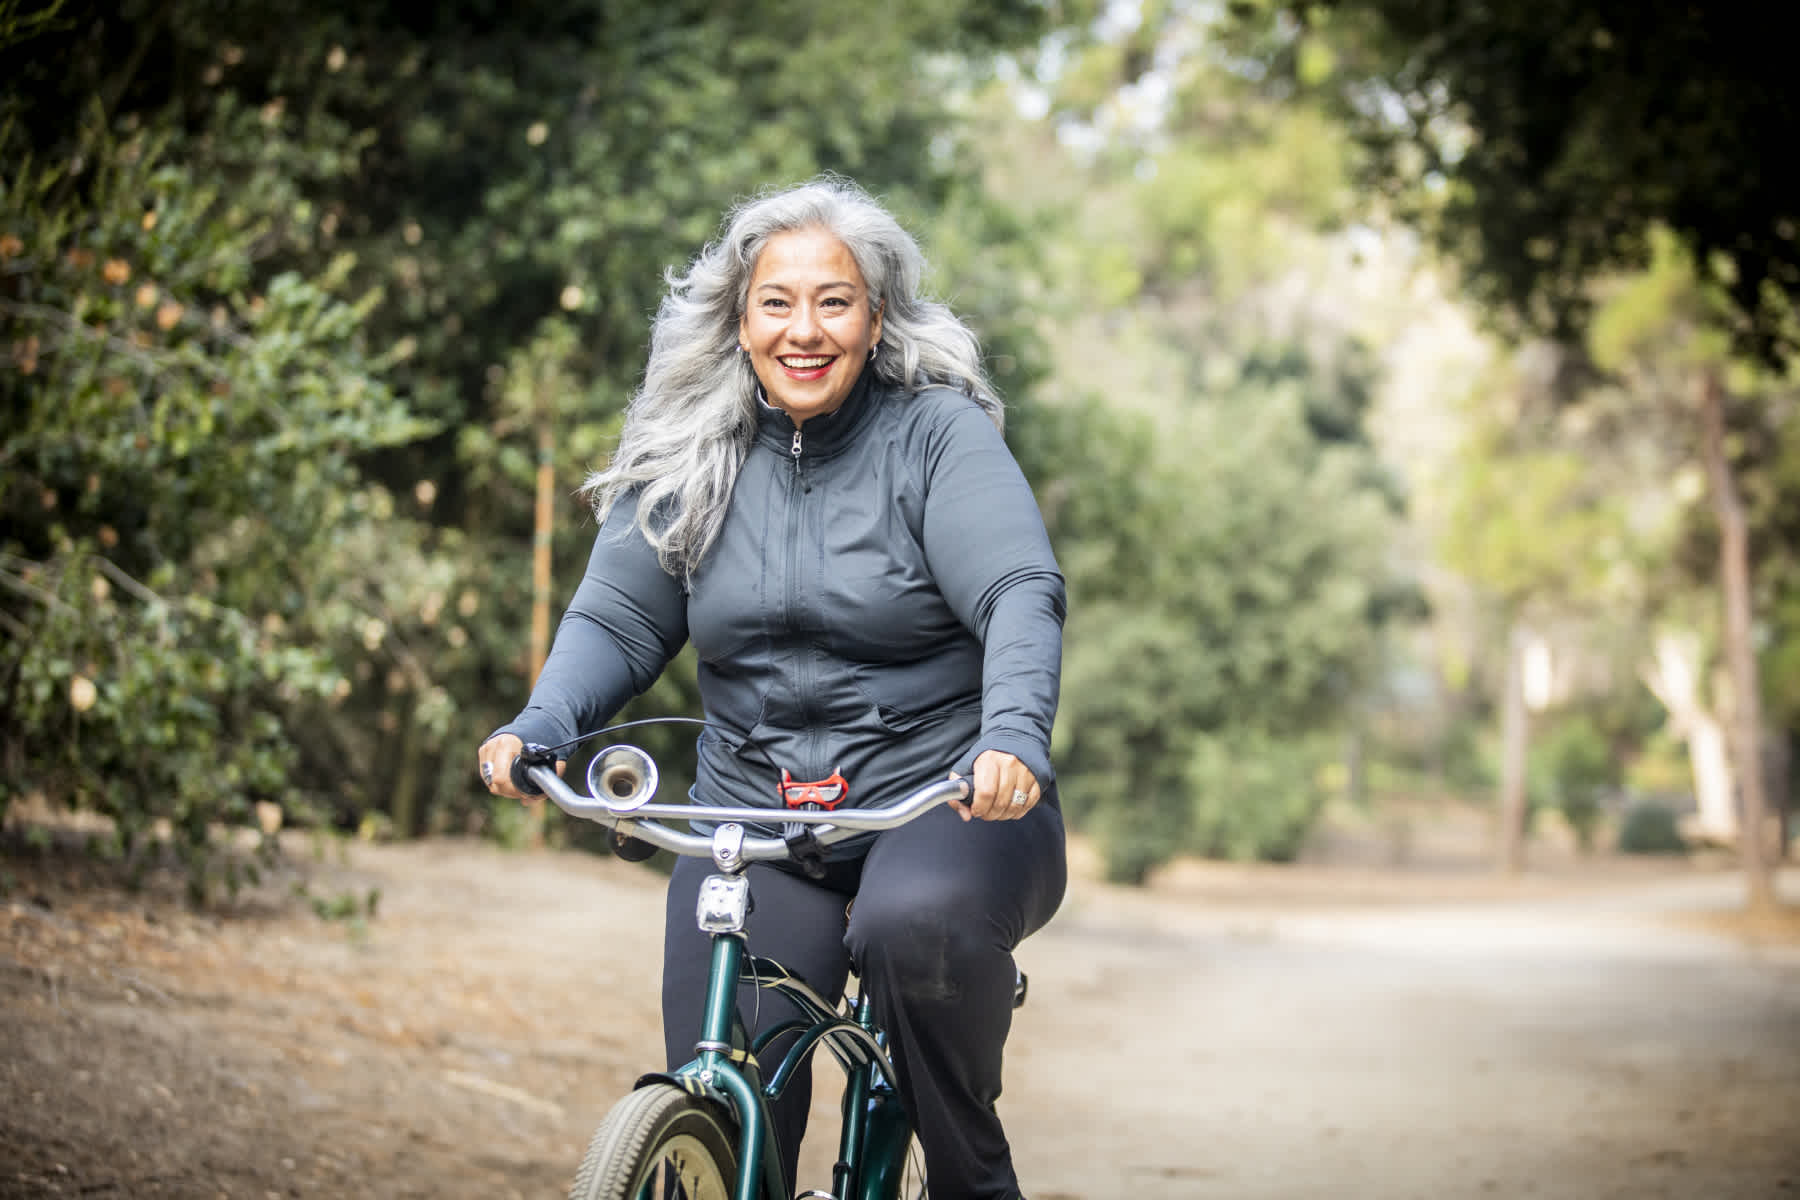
[754,366,881,459]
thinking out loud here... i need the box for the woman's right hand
[477,733,565,802]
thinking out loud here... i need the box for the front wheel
[569,1084,739,1200]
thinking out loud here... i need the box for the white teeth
[780,356,831,368]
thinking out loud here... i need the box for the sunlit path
[1007,868,1800,1200]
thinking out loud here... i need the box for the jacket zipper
[785,423,820,777]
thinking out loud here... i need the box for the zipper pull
[791,428,803,460]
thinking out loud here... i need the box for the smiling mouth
[778,355,835,371]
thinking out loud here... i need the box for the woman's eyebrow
[754,279,858,292]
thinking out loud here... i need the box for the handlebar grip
[511,743,557,795]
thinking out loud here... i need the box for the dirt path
[3,834,1798,1199]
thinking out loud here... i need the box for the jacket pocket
[870,698,981,735]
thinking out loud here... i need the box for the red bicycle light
[780,768,849,810]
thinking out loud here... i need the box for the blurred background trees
[3,0,1794,901]
[1220,0,1798,905]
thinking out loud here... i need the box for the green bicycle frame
[682,931,783,1200]
[671,921,916,1200]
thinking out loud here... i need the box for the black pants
[662,801,1066,1200]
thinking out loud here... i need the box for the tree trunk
[1698,368,1776,910]
[520,412,556,849]
[391,696,420,838]
[530,419,555,685]
[1688,704,1739,843]
[1498,623,1530,874]
[1641,632,1737,840]
[1775,730,1793,862]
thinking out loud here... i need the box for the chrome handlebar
[524,745,970,865]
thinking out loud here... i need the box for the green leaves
[1232,0,1800,369]
[0,96,446,895]
[3,0,1071,884]
[1041,363,1402,876]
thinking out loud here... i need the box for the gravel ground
[3,827,1797,1199]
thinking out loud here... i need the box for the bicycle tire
[568,1084,739,1200]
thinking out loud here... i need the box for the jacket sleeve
[919,396,1066,789]
[493,491,689,752]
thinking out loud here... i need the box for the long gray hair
[580,176,1003,578]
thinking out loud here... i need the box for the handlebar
[524,748,970,866]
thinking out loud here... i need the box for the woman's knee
[845,889,1001,1003]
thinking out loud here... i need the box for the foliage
[1223,6,1797,886]
[1042,365,1402,878]
[0,105,436,896]
[1046,0,1794,878]
[1438,431,1632,616]
[1616,802,1688,857]
[294,880,381,942]
[1581,230,1800,830]
[1530,711,1619,854]
[1186,729,1330,864]
[971,13,1421,878]
[2,0,1480,891]
[1227,0,1800,370]
[1,0,1077,885]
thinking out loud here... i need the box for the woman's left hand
[949,750,1040,822]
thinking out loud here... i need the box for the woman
[478,176,1065,1200]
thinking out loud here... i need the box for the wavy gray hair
[580,176,1003,578]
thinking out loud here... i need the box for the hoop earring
[868,342,879,362]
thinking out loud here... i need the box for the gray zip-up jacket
[498,371,1065,840]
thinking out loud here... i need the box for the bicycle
[516,731,997,1200]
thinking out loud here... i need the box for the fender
[632,1070,731,1109]
[633,1071,787,1199]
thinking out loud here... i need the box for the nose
[788,301,822,344]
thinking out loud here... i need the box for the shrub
[1185,729,1329,863]
[1616,802,1688,855]
[1092,810,1182,886]
[1533,713,1618,853]
[0,112,428,898]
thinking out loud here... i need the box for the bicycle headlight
[696,874,752,934]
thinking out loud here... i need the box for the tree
[1228,0,1798,908]
[1032,362,1403,882]
[959,10,1419,880]
[2,0,1071,862]
[1585,234,1795,896]
[1432,342,1647,871]
[1232,0,1800,369]
[0,105,431,892]
[1586,236,1800,865]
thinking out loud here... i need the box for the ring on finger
[481,761,495,786]
[1010,788,1030,807]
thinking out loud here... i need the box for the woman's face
[739,228,882,428]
